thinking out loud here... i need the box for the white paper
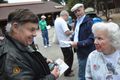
[60,40,73,45]
[55,58,69,76]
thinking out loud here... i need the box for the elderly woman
[85,22,120,80]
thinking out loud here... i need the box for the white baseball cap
[71,3,84,12]
[41,15,46,19]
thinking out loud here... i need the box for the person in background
[70,3,95,80]
[86,12,103,24]
[39,15,51,48]
[107,17,113,22]
[54,10,74,77]
[67,16,73,31]
[30,38,38,51]
[85,7,103,24]
[85,22,120,80]
[0,28,4,41]
[0,9,59,80]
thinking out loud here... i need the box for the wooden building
[0,1,64,33]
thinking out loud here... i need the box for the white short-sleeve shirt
[54,17,70,47]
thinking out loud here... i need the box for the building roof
[0,1,64,21]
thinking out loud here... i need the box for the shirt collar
[77,15,86,22]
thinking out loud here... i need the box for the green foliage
[67,0,81,12]
[66,0,93,11]
[52,0,68,4]
[52,0,60,4]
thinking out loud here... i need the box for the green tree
[0,0,7,3]
[52,0,68,4]
[52,0,60,4]
[67,0,81,11]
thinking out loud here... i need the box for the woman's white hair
[92,22,120,49]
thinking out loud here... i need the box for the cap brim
[71,4,83,12]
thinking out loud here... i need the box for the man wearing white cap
[39,15,51,48]
[70,3,95,80]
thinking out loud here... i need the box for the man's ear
[12,22,19,32]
